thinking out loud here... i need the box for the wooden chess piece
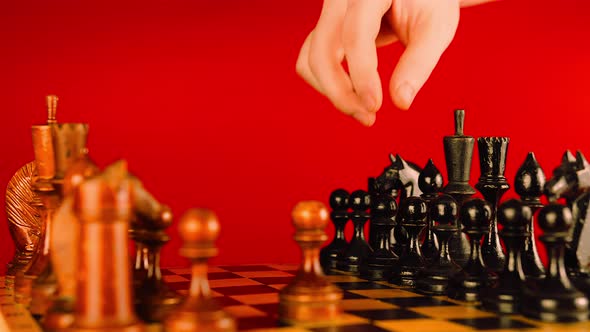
[43,153,100,331]
[13,97,57,304]
[279,201,343,324]
[477,136,509,274]
[320,189,350,275]
[443,109,474,268]
[130,176,181,323]
[361,178,398,280]
[514,152,546,281]
[389,196,428,288]
[522,203,590,322]
[419,159,443,265]
[416,194,462,295]
[4,162,42,288]
[481,199,529,314]
[337,190,372,274]
[164,209,236,332]
[69,161,145,332]
[447,198,496,302]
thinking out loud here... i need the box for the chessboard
[3,265,590,332]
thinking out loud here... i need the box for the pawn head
[329,189,349,210]
[400,196,428,224]
[292,200,329,230]
[178,208,220,244]
[349,190,370,211]
[429,194,458,225]
[460,198,491,230]
[497,199,531,230]
[538,203,573,234]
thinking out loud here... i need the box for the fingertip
[392,82,415,111]
[352,112,376,127]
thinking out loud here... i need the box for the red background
[1,0,590,270]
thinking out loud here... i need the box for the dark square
[208,272,243,280]
[213,285,278,296]
[252,303,279,316]
[334,282,392,290]
[238,315,280,330]
[167,281,190,291]
[251,276,294,285]
[379,296,456,307]
[309,324,391,332]
[349,309,427,321]
[218,265,278,272]
[342,291,367,299]
[450,317,538,330]
[215,296,243,307]
[160,269,175,276]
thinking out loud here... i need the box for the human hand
[296,0,497,126]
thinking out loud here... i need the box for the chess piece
[389,196,428,287]
[361,179,398,280]
[522,203,590,322]
[43,153,100,331]
[130,176,181,323]
[320,189,350,275]
[164,209,236,332]
[338,190,372,274]
[419,159,442,265]
[69,161,145,332]
[279,201,343,324]
[447,198,496,302]
[416,194,462,295]
[481,199,529,314]
[4,162,42,288]
[477,136,509,274]
[514,152,546,280]
[443,109,474,268]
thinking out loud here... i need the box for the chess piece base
[134,288,182,323]
[164,308,236,332]
[68,323,145,332]
[279,283,342,324]
[43,297,75,331]
[522,287,589,322]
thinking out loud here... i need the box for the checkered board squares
[160,264,590,332]
[3,267,590,332]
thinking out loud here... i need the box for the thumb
[389,7,459,110]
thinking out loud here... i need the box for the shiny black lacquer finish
[389,196,427,288]
[416,194,462,295]
[448,198,497,302]
[476,136,509,274]
[522,203,590,322]
[419,159,442,266]
[320,189,350,275]
[570,192,590,297]
[361,178,399,281]
[481,199,529,314]
[544,150,580,204]
[443,109,475,268]
[514,152,546,281]
[338,190,372,275]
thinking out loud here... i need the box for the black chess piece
[338,190,372,275]
[522,203,590,322]
[389,196,427,287]
[361,179,398,280]
[416,194,462,295]
[320,189,350,275]
[476,136,509,274]
[447,198,497,302]
[514,152,546,281]
[419,159,442,266]
[443,109,474,268]
[481,199,529,314]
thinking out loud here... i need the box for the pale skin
[296,0,498,126]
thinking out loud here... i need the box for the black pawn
[419,159,442,266]
[476,136,509,274]
[389,196,428,287]
[514,152,546,281]
[416,194,462,295]
[481,199,529,314]
[522,203,589,322]
[361,180,398,281]
[338,190,372,274]
[448,198,497,302]
[320,189,350,275]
